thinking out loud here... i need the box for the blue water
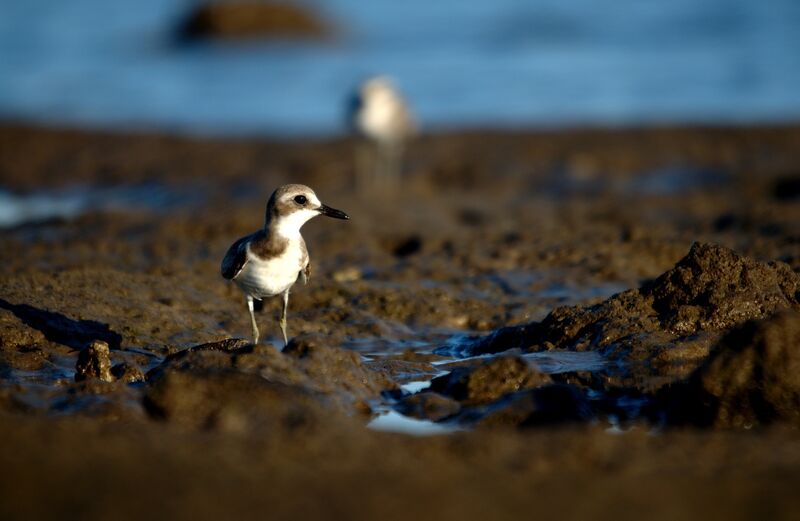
[1,0,799,136]
[0,184,200,227]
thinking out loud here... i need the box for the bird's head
[266,184,349,236]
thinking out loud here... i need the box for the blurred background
[1,0,799,136]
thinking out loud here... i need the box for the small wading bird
[221,184,349,346]
[348,76,417,191]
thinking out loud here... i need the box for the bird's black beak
[318,204,349,220]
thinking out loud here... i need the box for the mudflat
[1,124,799,520]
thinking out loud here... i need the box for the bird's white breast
[234,241,305,298]
[358,92,407,143]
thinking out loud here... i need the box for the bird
[347,76,417,191]
[221,184,349,346]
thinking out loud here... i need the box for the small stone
[332,266,362,283]
[430,356,551,405]
[111,363,145,383]
[396,392,460,421]
[75,340,113,382]
[353,400,373,416]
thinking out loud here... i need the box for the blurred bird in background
[347,76,417,193]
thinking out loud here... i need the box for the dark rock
[772,175,800,201]
[177,1,331,41]
[430,356,551,405]
[391,236,423,258]
[146,338,251,381]
[713,213,739,232]
[75,340,113,382]
[664,311,800,428]
[395,392,461,421]
[281,335,316,358]
[164,337,251,362]
[476,384,593,427]
[111,363,145,383]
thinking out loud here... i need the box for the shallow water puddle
[420,271,628,311]
[0,347,155,414]
[369,349,616,435]
[367,409,463,436]
[0,184,202,228]
[1,361,77,411]
[400,379,435,394]
[623,166,730,195]
[344,326,476,367]
[536,281,628,302]
[429,350,606,379]
[522,350,608,374]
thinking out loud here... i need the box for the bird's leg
[279,290,290,348]
[247,295,260,345]
[386,141,403,189]
[377,142,389,191]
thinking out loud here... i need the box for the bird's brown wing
[298,237,310,284]
[220,234,252,280]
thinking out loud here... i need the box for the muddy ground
[1,123,800,519]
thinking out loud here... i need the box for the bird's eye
[294,195,307,205]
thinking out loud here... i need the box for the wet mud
[453,242,799,386]
[1,123,800,519]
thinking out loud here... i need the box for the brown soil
[664,311,800,427]
[463,242,800,388]
[1,123,800,519]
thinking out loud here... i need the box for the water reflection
[0,184,201,228]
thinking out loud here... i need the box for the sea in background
[1,0,799,136]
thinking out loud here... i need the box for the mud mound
[0,309,50,371]
[144,337,394,432]
[664,311,800,428]
[281,335,397,399]
[429,356,551,405]
[145,368,336,433]
[643,242,799,334]
[457,243,800,382]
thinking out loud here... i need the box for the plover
[347,76,417,190]
[221,184,349,346]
